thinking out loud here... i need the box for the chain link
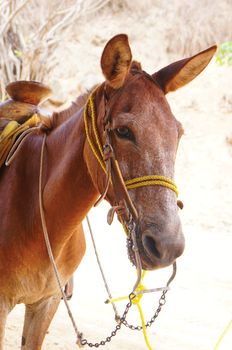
[79,289,168,347]
[122,289,168,331]
[79,299,133,347]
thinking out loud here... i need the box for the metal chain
[79,215,175,348]
[79,289,168,347]
[78,288,168,347]
[78,262,175,347]
[79,297,133,347]
[122,289,168,331]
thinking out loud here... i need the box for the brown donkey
[0,34,216,349]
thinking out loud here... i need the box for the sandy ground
[3,4,232,350]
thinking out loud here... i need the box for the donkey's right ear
[101,34,132,90]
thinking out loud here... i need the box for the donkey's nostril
[142,235,161,260]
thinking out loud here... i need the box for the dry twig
[0,0,110,101]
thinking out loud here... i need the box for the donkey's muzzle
[141,226,185,269]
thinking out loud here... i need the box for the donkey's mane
[50,67,144,130]
[51,90,89,128]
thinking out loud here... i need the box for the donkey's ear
[154,46,217,94]
[101,34,132,89]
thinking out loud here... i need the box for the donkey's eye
[115,127,134,141]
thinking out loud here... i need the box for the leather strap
[103,121,138,222]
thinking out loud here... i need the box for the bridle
[84,85,178,226]
[84,84,179,290]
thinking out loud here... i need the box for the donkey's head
[84,34,216,270]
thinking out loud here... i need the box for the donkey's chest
[0,260,66,305]
[0,226,85,305]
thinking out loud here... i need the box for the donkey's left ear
[153,45,217,94]
[101,34,132,89]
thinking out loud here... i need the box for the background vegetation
[216,41,232,66]
[0,0,231,101]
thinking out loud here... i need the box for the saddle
[0,81,52,168]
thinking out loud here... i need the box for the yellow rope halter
[84,89,179,197]
[108,271,153,350]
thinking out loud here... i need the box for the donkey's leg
[0,300,14,350]
[21,294,61,350]
[0,309,8,350]
[64,276,74,300]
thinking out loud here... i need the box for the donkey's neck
[43,105,99,243]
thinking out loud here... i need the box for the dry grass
[1,0,231,101]
[0,0,110,100]
[106,0,232,58]
[164,0,232,57]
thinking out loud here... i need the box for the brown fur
[0,34,216,349]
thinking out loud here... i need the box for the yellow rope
[126,179,178,196]
[136,303,153,350]
[125,175,176,186]
[83,91,106,174]
[108,295,129,303]
[121,222,129,236]
[89,90,105,159]
[213,319,232,350]
[131,283,153,350]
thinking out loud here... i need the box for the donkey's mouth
[126,236,157,271]
[126,232,181,271]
